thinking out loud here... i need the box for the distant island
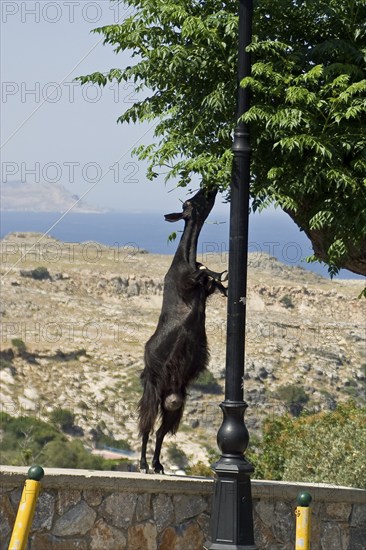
[0,181,107,213]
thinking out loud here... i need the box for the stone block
[89,519,127,550]
[30,533,87,549]
[54,500,96,536]
[253,515,276,549]
[159,521,204,550]
[196,512,210,538]
[128,521,157,550]
[83,488,103,507]
[350,503,366,527]
[273,500,295,543]
[349,527,366,550]
[32,491,56,531]
[173,494,207,524]
[325,502,352,521]
[321,521,351,550]
[9,487,22,510]
[310,501,323,547]
[135,493,151,522]
[57,489,81,515]
[255,499,275,527]
[101,492,137,529]
[0,494,14,548]
[152,493,174,532]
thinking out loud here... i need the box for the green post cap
[28,465,45,481]
[297,491,312,507]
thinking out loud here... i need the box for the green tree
[78,0,365,278]
[247,402,366,488]
[49,408,75,432]
[276,384,309,416]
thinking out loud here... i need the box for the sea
[0,210,361,280]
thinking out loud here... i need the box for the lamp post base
[206,402,257,549]
[206,457,257,549]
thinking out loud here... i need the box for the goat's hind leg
[152,408,183,474]
[140,431,150,473]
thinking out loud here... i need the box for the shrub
[276,384,309,416]
[95,433,132,451]
[280,295,295,309]
[0,412,62,465]
[167,443,188,469]
[0,358,13,370]
[186,461,214,478]
[191,370,222,394]
[49,408,75,432]
[42,439,107,469]
[11,338,26,353]
[20,266,51,280]
[248,402,366,488]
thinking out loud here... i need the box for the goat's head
[164,188,217,225]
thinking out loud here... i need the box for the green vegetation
[49,408,75,432]
[186,461,213,477]
[191,370,222,394]
[247,402,366,488]
[20,266,51,280]
[11,338,26,354]
[0,358,14,370]
[92,422,132,451]
[279,295,294,309]
[78,0,366,277]
[343,377,363,399]
[167,443,188,469]
[0,412,127,470]
[186,403,365,488]
[276,384,310,416]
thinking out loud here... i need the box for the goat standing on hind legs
[138,188,228,474]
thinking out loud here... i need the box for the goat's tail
[138,377,160,436]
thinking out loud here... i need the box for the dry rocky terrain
[1,232,365,471]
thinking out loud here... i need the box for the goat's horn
[220,271,228,282]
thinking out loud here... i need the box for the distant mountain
[0,181,107,213]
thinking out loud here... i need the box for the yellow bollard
[8,465,44,550]
[295,491,312,550]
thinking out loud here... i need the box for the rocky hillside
[0,233,365,471]
[1,181,106,213]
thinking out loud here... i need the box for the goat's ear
[164,212,184,222]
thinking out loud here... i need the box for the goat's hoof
[153,463,165,475]
[220,270,228,282]
[139,462,149,474]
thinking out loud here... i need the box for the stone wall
[1,466,365,549]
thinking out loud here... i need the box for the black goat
[138,188,227,473]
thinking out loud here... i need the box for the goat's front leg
[140,432,149,473]
[208,279,228,297]
[196,262,228,282]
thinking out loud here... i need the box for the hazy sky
[1,0,273,217]
[1,2,363,280]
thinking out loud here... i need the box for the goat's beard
[164,393,184,411]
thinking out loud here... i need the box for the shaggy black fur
[138,188,227,473]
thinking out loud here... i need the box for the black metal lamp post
[207,0,257,548]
